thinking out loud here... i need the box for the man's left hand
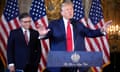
[101,20,112,32]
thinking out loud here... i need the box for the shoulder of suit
[49,19,63,27]
[49,18,62,23]
[10,28,21,32]
[29,28,38,33]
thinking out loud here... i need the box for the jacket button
[34,50,37,52]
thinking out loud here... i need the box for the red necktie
[24,30,28,45]
[66,20,73,52]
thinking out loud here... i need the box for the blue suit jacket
[46,18,104,51]
[7,28,41,69]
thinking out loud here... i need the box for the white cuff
[8,63,14,68]
[102,31,106,35]
[38,35,45,39]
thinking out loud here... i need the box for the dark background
[103,52,120,72]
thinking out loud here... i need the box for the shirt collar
[63,17,69,24]
[21,27,29,33]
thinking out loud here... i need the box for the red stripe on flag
[0,34,7,50]
[38,63,42,71]
[100,37,110,60]
[0,20,8,37]
[41,53,47,66]
[94,38,102,51]
[41,40,49,53]
[14,18,20,28]
[41,18,47,27]
[86,38,95,51]
[92,67,99,72]
[98,21,110,62]
[0,47,7,67]
[8,22,13,31]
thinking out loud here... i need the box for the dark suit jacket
[46,18,104,51]
[7,28,41,69]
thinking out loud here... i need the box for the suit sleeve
[37,33,41,62]
[7,31,15,65]
[77,22,104,38]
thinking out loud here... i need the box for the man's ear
[60,11,63,16]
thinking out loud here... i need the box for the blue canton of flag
[89,0,103,25]
[3,0,19,22]
[30,0,46,22]
[73,0,84,21]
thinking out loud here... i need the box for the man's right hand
[36,24,50,36]
[9,65,15,72]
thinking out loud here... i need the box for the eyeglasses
[22,20,31,23]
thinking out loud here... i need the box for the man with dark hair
[7,13,41,72]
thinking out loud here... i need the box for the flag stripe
[0,19,9,37]
[0,0,20,68]
[0,36,6,51]
[41,40,49,53]
[86,38,95,51]
[73,0,110,72]
[0,49,7,67]
[36,19,49,71]
[30,0,49,71]
[41,18,47,27]
[0,40,7,60]
[87,15,110,64]
[0,31,7,50]
[87,0,110,71]
[13,18,20,28]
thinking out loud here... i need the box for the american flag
[73,0,87,26]
[73,0,110,72]
[0,0,20,68]
[87,0,110,71]
[29,0,49,72]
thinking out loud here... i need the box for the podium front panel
[47,51,102,67]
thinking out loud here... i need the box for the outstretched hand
[101,20,112,32]
[9,66,15,72]
[36,24,50,36]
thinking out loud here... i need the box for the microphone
[70,19,78,25]
[70,19,74,25]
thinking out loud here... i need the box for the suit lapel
[58,19,67,50]
[59,19,66,35]
[70,19,78,51]
[19,28,25,42]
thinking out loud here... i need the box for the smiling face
[20,16,31,30]
[60,2,74,20]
